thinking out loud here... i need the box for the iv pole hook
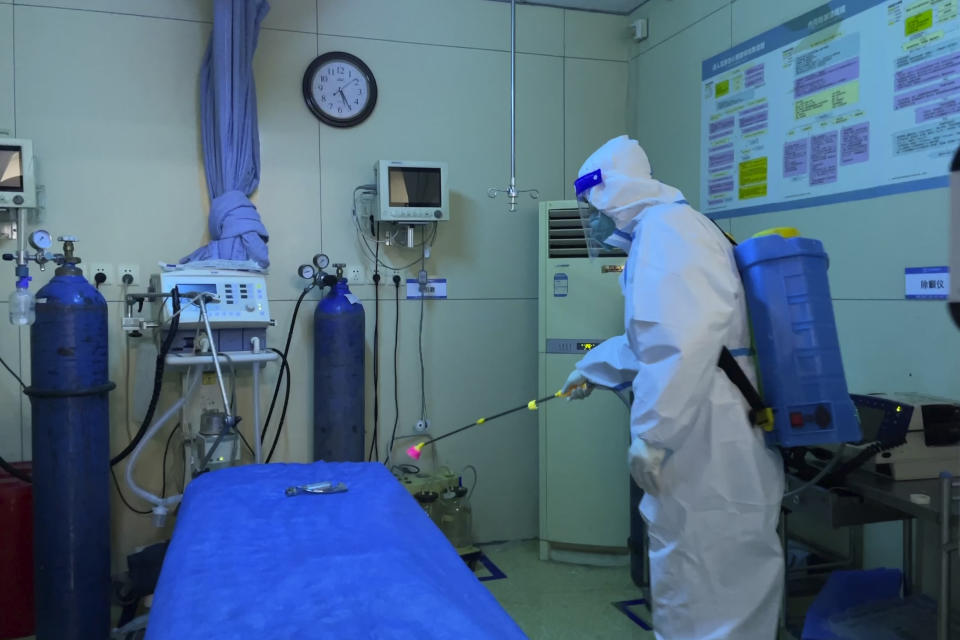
[487,0,539,212]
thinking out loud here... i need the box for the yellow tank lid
[752,227,799,239]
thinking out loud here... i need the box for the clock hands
[338,87,350,108]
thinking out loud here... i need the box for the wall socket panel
[118,264,140,285]
[91,263,113,284]
[347,264,366,284]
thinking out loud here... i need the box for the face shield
[574,169,617,260]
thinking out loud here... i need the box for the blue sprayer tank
[734,233,860,448]
[27,246,113,640]
[314,278,365,461]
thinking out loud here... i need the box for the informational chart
[701,0,960,217]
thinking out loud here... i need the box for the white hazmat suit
[564,136,784,640]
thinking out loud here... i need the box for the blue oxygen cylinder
[734,233,860,448]
[27,245,113,640]
[314,278,365,461]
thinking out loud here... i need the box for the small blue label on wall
[554,273,568,297]
[905,266,949,300]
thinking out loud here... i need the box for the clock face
[303,52,377,127]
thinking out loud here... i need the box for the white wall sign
[702,0,960,218]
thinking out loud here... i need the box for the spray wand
[406,385,587,460]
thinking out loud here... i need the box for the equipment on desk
[314,264,365,463]
[28,236,115,640]
[849,393,960,480]
[733,229,861,448]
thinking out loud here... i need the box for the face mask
[588,211,617,247]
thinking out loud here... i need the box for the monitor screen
[389,166,441,207]
[856,405,886,442]
[0,146,23,192]
[177,283,218,297]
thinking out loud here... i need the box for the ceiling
[491,0,649,16]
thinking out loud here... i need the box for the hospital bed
[146,462,525,639]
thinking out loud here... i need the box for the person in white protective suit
[562,135,785,640]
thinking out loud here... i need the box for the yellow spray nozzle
[406,442,426,460]
[528,400,538,411]
[476,418,486,425]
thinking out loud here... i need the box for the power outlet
[414,419,430,433]
[118,264,140,286]
[347,265,365,284]
[91,263,113,286]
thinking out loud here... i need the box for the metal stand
[779,509,789,639]
[166,350,278,465]
[904,517,914,597]
[939,474,958,640]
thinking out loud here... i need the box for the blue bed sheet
[146,462,526,639]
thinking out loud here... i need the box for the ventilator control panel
[152,269,271,328]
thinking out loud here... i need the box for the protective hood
[577,135,683,230]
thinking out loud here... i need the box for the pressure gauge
[313,253,330,270]
[298,264,317,280]
[29,229,52,251]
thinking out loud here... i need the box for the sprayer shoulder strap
[711,222,773,429]
[717,347,764,412]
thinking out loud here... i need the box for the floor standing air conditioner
[538,200,631,564]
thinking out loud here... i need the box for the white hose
[125,366,202,525]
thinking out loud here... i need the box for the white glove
[629,438,667,494]
[561,370,594,400]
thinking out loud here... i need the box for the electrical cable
[783,445,845,499]
[0,356,30,483]
[0,457,31,483]
[111,287,182,467]
[265,347,291,463]
[351,187,438,273]
[418,233,428,423]
[122,283,135,440]
[237,430,255,456]
[111,465,151,515]
[368,267,382,462]
[0,354,25,389]
[161,423,181,499]
[384,275,402,466]
[261,276,318,446]
[825,439,905,485]
[124,334,135,440]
